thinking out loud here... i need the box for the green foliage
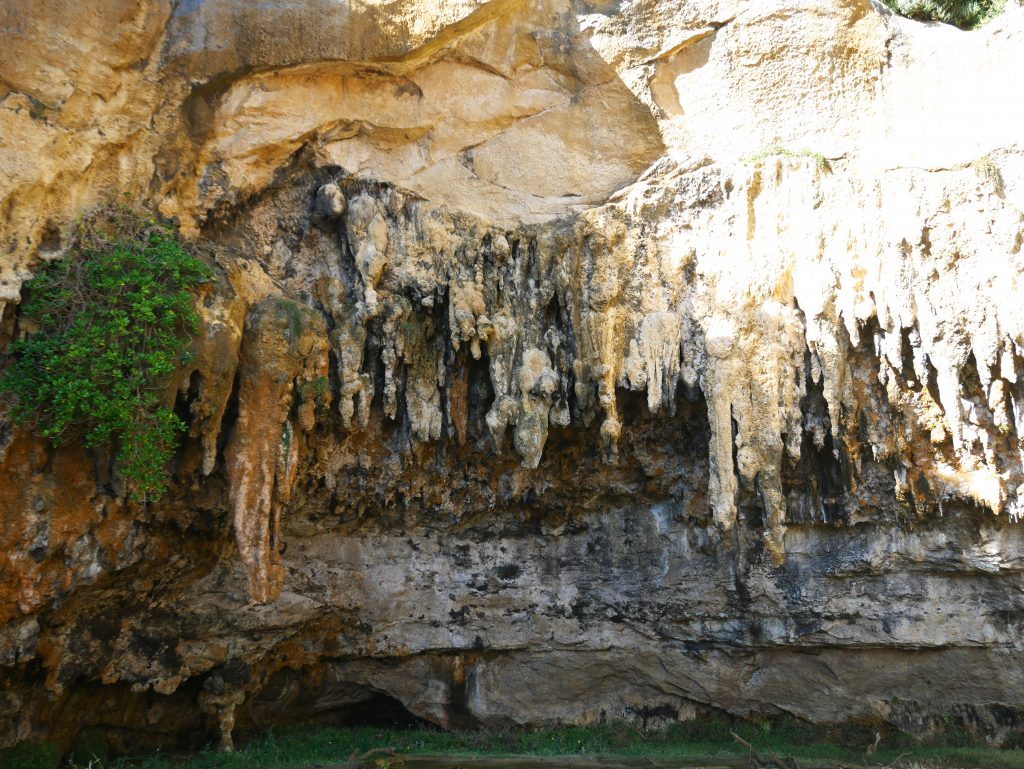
[300,376,331,401]
[743,145,832,173]
[273,297,307,341]
[880,0,1007,29]
[0,204,211,502]
[298,375,332,420]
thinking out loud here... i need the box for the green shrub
[879,0,1007,29]
[0,204,211,501]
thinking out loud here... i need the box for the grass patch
[742,146,832,173]
[42,722,1024,769]
[878,0,1007,29]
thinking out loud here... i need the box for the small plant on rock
[743,145,832,173]
[0,203,211,501]
[972,154,1005,196]
[879,0,1007,29]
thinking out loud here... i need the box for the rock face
[3,0,1024,754]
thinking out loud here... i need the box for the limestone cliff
[2,0,1024,754]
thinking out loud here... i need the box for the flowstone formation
[3,0,1024,755]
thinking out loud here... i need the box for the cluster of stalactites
[313,183,581,469]
[303,181,809,562]
[738,156,1024,533]
[304,171,1024,563]
[189,160,1024,605]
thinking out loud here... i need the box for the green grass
[15,722,1024,769]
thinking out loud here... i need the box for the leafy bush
[880,0,1006,29]
[0,204,211,501]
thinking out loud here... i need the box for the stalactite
[224,297,330,604]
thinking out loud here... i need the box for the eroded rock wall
[2,0,1024,753]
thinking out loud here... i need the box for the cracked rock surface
[2,0,1024,753]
